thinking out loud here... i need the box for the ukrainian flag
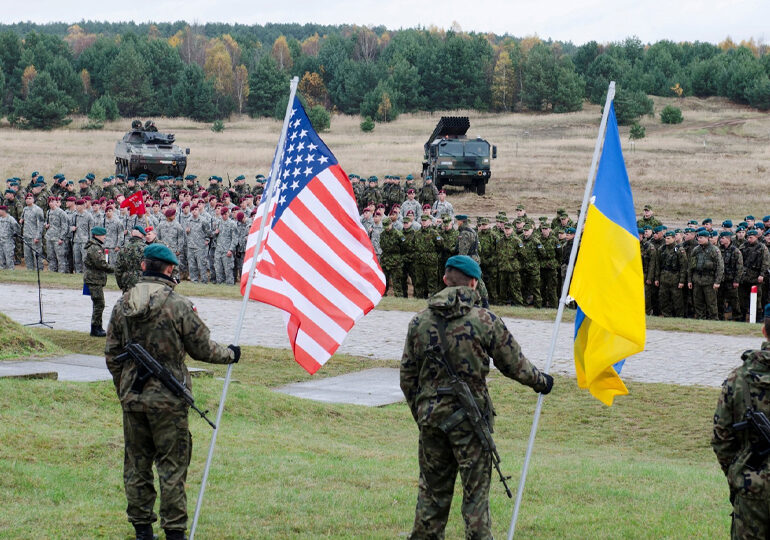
[569,103,646,406]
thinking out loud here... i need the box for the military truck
[114,120,190,178]
[422,116,496,195]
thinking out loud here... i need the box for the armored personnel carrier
[114,120,189,178]
[422,116,496,195]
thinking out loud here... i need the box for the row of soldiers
[366,204,577,308]
[1,176,259,286]
[639,206,770,321]
[350,174,444,213]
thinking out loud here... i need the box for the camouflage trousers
[692,283,719,320]
[414,260,439,299]
[409,423,492,540]
[658,281,684,318]
[23,239,43,270]
[644,282,655,316]
[0,240,14,269]
[732,493,770,539]
[382,262,404,297]
[480,265,498,304]
[498,269,523,305]
[45,238,59,272]
[89,285,104,327]
[719,282,742,321]
[123,408,192,532]
[214,252,235,285]
[188,248,209,284]
[73,240,86,273]
[402,261,416,298]
[520,269,542,308]
[540,267,558,308]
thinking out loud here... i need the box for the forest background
[1,21,770,131]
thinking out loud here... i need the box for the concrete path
[0,283,757,388]
[275,368,402,406]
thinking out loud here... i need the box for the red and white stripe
[240,164,386,373]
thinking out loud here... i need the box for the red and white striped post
[750,285,758,324]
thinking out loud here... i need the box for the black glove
[539,373,554,395]
[227,344,241,363]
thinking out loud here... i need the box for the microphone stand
[15,233,54,328]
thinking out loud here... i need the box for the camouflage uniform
[641,240,659,316]
[456,223,489,307]
[213,217,238,285]
[519,233,543,308]
[105,275,236,534]
[417,181,438,208]
[83,236,112,328]
[688,242,725,320]
[0,213,19,269]
[437,225,458,290]
[380,225,405,297]
[712,342,770,539]
[115,237,146,292]
[46,206,70,272]
[538,233,559,308]
[71,210,95,273]
[740,240,770,322]
[400,286,550,540]
[498,232,524,305]
[477,228,499,304]
[20,203,44,270]
[413,220,442,298]
[656,241,688,317]
[157,219,186,272]
[186,215,211,283]
[719,241,744,321]
[103,215,124,266]
[401,223,419,297]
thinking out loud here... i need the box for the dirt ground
[1,95,768,224]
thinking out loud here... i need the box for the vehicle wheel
[476,180,486,196]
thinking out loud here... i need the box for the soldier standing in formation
[688,230,724,320]
[655,231,687,317]
[105,244,239,540]
[718,231,743,321]
[116,226,147,293]
[83,226,113,336]
[213,207,238,285]
[20,193,44,270]
[400,255,552,540]
[0,205,19,269]
[740,230,770,322]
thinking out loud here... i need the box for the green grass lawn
[0,268,759,337]
[0,329,731,539]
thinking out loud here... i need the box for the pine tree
[12,71,70,129]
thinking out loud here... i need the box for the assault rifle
[434,322,513,498]
[115,342,217,429]
[734,408,770,470]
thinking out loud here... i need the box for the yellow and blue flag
[569,103,646,406]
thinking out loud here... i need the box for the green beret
[653,225,665,233]
[747,230,759,237]
[455,214,468,221]
[78,178,88,183]
[687,219,698,225]
[664,231,675,237]
[86,173,95,180]
[722,220,733,228]
[684,227,695,233]
[697,230,710,237]
[719,231,733,238]
[91,226,107,236]
[144,243,179,266]
[185,175,197,180]
[445,255,482,280]
[132,225,146,235]
[32,171,39,177]
[235,175,245,181]
[406,174,414,180]
[702,218,712,225]
[710,230,719,237]
[746,215,755,221]
[566,227,576,234]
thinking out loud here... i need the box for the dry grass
[1,95,769,224]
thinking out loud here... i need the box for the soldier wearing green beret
[641,229,659,315]
[519,222,543,308]
[712,309,770,538]
[84,226,113,336]
[498,221,524,305]
[718,231,743,321]
[739,229,770,322]
[115,226,147,292]
[655,231,687,317]
[105,243,239,540]
[436,216,458,290]
[400,255,552,540]
[688,230,724,320]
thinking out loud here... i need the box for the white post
[189,76,299,540]
[507,81,616,540]
[750,285,757,324]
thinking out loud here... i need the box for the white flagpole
[507,81,616,540]
[190,76,299,540]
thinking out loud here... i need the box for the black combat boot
[90,325,106,337]
[133,523,157,540]
[164,529,187,540]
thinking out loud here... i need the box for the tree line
[0,22,768,130]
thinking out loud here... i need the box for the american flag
[240,96,386,374]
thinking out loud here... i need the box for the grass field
[1,95,769,223]
[0,268,759,337]
[0,329,730,539]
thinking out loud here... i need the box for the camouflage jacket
[103,215,124,249]
[641,240,658,282]
[71,210,95,243]
[21,204,44,240]
[369,222,383,256]
[400,199,422,219]
[157,219,186,254]
[115,237,145,292]
[656,243,688,285]
[539,234,559,270]
[46,207,70,243]
[431,200,454,220]
[105,274,235,412]
[414,226,442,263]
[379,227,405,267]
[0,214,19,241]
[438,228,459,261]
[400,286,549,429]
[720,243,744,284]
[418,184,438,207]
[498,233,523,273]
[519,234,543,274]
[478,229,498,267]
[712,342,770,498]
[740,242,770,283]
[688,243,724,285]
[185,216,211,250]
[83,238,113,286]
[456,225,480,262]
[214,218,238,254]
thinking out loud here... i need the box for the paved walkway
[0,283,756,388]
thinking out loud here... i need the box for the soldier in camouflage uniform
[712,312,770,539]
[103,206,124,266]
[413,214,442,298]
[46,197,70,272]
[431,189,454,220]
[636,204,662,229]
[401,217,419,297]
[186,206,212,283]
[0,205,19,269]
[655,231,687,317]
[718,232,743,321]
[400,255,552,540]
[418,176,438,208]
[688,230,725,320]
[740,230,770,323]
[455,215,489,308]
[538,223,559,308]
[641,233,659,315]
[213,207,238,285]
[20,193,45,270]
[437,216,458,290]
[401,189,422,220]
[477,218,499,305]
[498,221,524,305]
[519,223,543,308]
[105,243,239,540]
[71,199,95,273]
[379,217,405,296]
[157,209,185,276]
[83,227,113,336]
[116,227,147,293]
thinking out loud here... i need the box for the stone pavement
[275,368,402,406]
[0,283,757,388]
